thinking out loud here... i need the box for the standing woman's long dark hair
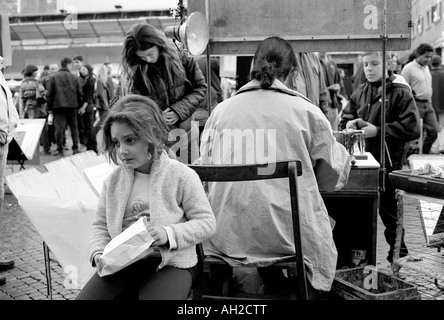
[250,36,297,89]
[121,23,186,96]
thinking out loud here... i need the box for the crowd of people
[11,56,116,156]
[1,20,444,299]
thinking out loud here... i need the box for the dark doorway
[337,63,354,98]
[236,56,254,90]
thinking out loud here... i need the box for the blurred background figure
[46,57,83,156]
[78,64,98,153]
[104,62,115,102]
[19,65,50,154]
[95,63,114,133]
[318,52,342,131]
[388,52,401,75]
[40,64,58,148]
[430,55,444,154]
[401,43,438,154]
[71,56,84,76]
[288,52,329,114]
[49,64,59,73]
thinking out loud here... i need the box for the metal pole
[380,0,388,193]
[205,0,212,116]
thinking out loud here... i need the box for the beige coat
[0,71,19,145]
[200,79,350,291]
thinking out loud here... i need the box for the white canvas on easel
[82,161,117,198]
[5,151,116,288]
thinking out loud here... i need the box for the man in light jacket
[0,56,19,285]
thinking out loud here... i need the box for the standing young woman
[121,23,207,164]
[95,64,113,127]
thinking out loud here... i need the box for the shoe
[43,150,51,155]
[52,150,63,156]
[0,258,14,271]
[4,184,12,195]
[0,276,5,286]
[73,149,79,155]
[387,251,408,264]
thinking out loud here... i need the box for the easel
[7,137,28,170]
[6,119,45,171]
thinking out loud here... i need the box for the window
[417,16,424,35]
[426,7,432,29]
[432,2,441,23]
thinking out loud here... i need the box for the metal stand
[43,241,53,300]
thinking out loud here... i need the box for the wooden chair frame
[189,160,308,300]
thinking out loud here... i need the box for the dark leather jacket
[132,51,207,127]
[340,74,420,170]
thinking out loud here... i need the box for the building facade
[399,0,444,62]
[2,0,177,80]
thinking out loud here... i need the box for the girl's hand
[126,211,151,224]
[147,226,168,246]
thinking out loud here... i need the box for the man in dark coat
[46,57,83,156]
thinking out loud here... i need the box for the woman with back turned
[199,36,350,297]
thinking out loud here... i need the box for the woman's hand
[78,104,87,116]
[147,226,168,246]
[163,108,179,125]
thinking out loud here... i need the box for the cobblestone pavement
[0,143,82,300]
[1,143,443,300]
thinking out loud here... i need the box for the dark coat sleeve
[169,52,208,122]
[385,86,421,142]
[46,76,55,112]
[338,91,360,130]
[76,77,83,108]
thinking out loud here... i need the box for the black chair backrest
[189,161,302,182]
[188,160,308,300]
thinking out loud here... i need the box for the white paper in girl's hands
[97,216,155,277]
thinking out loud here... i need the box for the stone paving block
[22,286,37,294]
[15,295,33,300]
[31,295,47,301]
[17,284,29,290]
[25,279,38,285]
[65,293,78,300]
